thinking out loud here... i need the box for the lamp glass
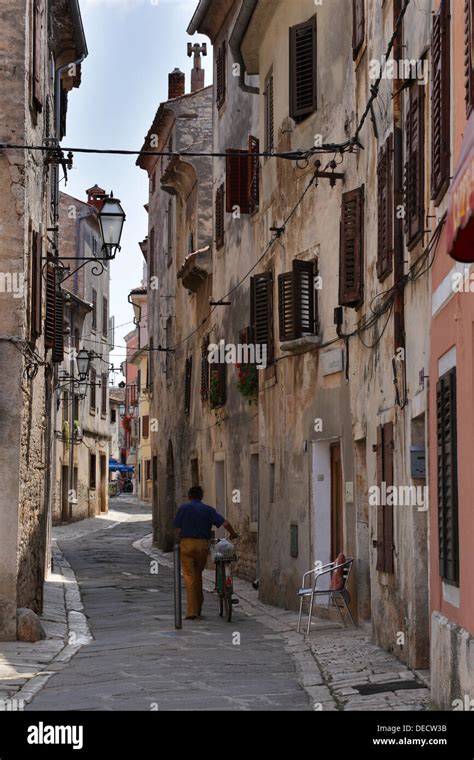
[76,349,91,380]
[99,197,125,250]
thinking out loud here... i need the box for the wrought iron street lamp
[98,193,126,260]
[76,349,92,381]
[119,403,126,417]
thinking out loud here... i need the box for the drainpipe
[228,0,259,95]
[392,0,405,356]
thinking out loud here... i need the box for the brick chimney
[168,68,185,100]
[86,184,107,210]
[188,42,207,93]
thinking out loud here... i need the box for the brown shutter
[102,296,108,337]
[465,0,474,114]
[248,135,260,214]
[201,336,209,401]
[215,184,224,249]
[289,16,317,121]
[226,149,250,214]
[92,289,97,330]
[90,367,96,409]
[33,0,43,111]
[251,272,274,364]
[375,425,385,572]
[184,356,192,416]
[404,84,425,250]
[31,231,42,339]
[437,368,459,584]
[142,415,150,439]
[431,0,451,205]
[101,373,107,415]
[264,68,274,152]
[45,265,55,348]
[339,186,364,307]
[383,421,394,575]
[293,259,315,337]
[377,134,393,282]
[352,0,365,59]
[210,360,226,408]
[53,284,64,363]
[278,272,294,341]
[216,40,226,109]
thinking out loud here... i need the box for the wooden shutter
[32,0,43,111]
[102,296,108,337]
[90,367,96,410]
[375,422,395,573]
[431,0,451,205]
[377,135,393,282]
[31,231,42,339]
[142,414,150,439]
[201,336,209,401]
[289,16,317,121]
[248,135,260,214]
[404,84,425,250]
[101,373,107,415]
[45,265,55,348]
[437,368,459,584]
[226,149,250,214]
[352,0,365,59]
[278,272,294,341]
[53,284,64,363]
[216,40,226,109]
[215,184,225,249]
[92,289,97,330]
[184,356,192,416]
[339,186,364,307]
[293,259,315,337]
[264,68,274,152]
[465,0,474,114]
[251,272,274,364]
[210,361,226,408]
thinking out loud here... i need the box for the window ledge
[280,335,321,354]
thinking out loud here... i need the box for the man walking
[174,485,238,620]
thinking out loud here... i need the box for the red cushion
[330,552,346,591]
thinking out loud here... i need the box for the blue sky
[62,0,212,381]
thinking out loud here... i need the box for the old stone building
[0,0,87,639]
[128,284,151,502]
[53,187,112,523]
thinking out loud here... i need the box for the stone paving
[0,497,432,711]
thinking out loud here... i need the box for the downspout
[228,0,259,95]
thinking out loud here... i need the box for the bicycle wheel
[224,591,232,622]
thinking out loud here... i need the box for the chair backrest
[340,558,353,589]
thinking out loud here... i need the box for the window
[289,16,317,122]
[184,356,192,416]
[149,227,155,278]
[226,149,250,214]
[339,186,364,307]
[201,336,210,401]
[111,408,116,424]
[142,414,149,439]
[264,68,274,153]
[404,83,425,250]
[377,134,393,282]
[137,369,141,393]
[215,184,225,249]
[216,40,226,109]
[90,367,96,412]
[248,136,259,214]
[251,272,274,364]
[31,230,42,339]
[145,460,151,481]
[45,265,64,363]
[466,0,474,114]
[437,367,459,585]
[352,0,365,59]
[102,296,108,338]
[73,395,79,424]
[431,0,451,205]
[278,260,318,341]
[375,421,394,574]
[210,361,226,408]
[92,289,97,330]
[32,0,44,112]
[101,373,107,416]
[89,454,96,489]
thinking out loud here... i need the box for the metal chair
[297,557,356,635]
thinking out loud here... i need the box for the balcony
[177,245,211,293]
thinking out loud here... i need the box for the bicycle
[210,536,240,622]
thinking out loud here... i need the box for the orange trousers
[180,538,209,617]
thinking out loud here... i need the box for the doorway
[214,458,226,538]
[100,454,107,513]
[152,455,159,544]
[330,442,344,557]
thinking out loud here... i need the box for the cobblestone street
[0,498,431,712]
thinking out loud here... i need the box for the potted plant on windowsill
[235,362,258,404]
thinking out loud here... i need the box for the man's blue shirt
[173,499,225,539]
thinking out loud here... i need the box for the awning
[109,461,134,473]
[448,113,474,262]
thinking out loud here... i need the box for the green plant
[236,363,258,404]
